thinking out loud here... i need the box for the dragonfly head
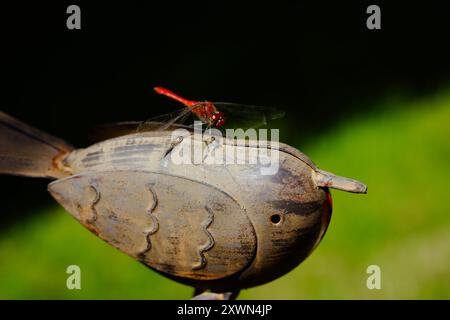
[211,111,225,127]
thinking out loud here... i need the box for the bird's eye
[270,214,281,225]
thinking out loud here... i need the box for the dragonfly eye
[212,112,225,127]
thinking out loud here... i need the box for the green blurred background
[0,2,449,299]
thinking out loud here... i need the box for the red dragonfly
[152,86,226,128]
[140,86,285,131]
[91,87,284,142]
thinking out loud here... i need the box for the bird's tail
[0,111,73,179]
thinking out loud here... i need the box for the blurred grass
[1,90,450,299]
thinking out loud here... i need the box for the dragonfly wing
[213,102,285,129]
[136,108,193,131]
[89,108,202,143]
[88,102,282,142]
[153,107,195,131]
[89,121,144,143]
[89,120,194,143]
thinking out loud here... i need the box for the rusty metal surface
[0,111,72,178]
[0,112,367,293]
[49,170,257,281]
[51,131,337,290]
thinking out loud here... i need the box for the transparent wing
[89,121,145,143]
[88,102,282,143]
[213,102,285,129]
[88,121,196,143]
[137,107,194,131]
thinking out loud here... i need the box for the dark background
[0,1,449,222]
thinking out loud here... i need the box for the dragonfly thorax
[193,102,225,127]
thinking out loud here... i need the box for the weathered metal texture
[47,130,344,290]
[0,112,367,294]
[0,111,72,178]
[49,170,256,281]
